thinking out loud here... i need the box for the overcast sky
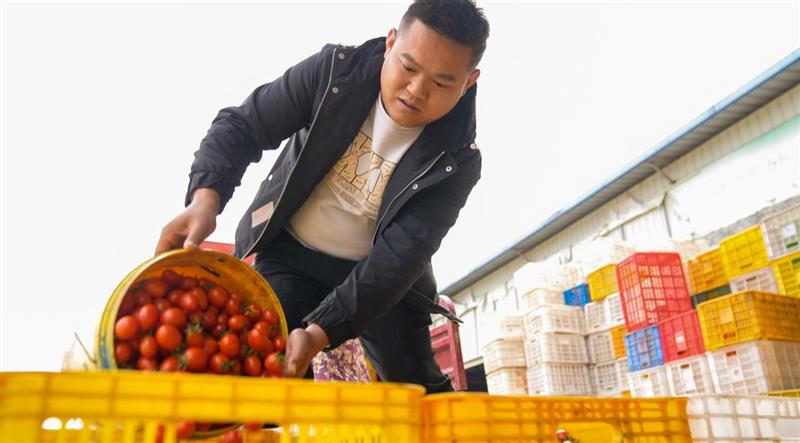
[2,1,799,371]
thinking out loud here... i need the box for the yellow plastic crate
[0,371,424,443]
[611,324,628,359]
[719,226,770,280]
[772,250,800,297]
[421,393,691,442]
[767,389,800,397]
[588,264,619,301]
[686,248,728,294]
[696,291,800,351]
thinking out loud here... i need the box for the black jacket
[186,37,481,347]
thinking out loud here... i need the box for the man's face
[380,19,480,128]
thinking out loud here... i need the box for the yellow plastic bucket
[95,248,288,369]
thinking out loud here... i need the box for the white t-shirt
[287,95,424,260]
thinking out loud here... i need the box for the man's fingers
[155,230,184,255]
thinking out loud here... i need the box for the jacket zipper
[371,150,447,245]
[242,48,339,259]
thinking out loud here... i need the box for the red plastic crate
[617,252,693,331]
[658,310,705,362]
[430,297,467,391]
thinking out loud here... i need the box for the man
[156,0,489,393]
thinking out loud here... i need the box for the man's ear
[463,69,481,96]
[385,28,397,57]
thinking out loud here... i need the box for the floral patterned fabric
[312,338,371,382]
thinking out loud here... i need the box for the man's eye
[434,81,449,88]
[402,64,415,73]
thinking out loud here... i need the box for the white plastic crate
[762,204,800,260]
[523,333,588,365]
[483,314,525,343]
[523,304,585,337]
[587,330,615,364]
[590,358,630,397]
[605,292,625,326]
[687,394,800,442]
[481,339,526,373]
[485,368,527,395]
[584,301,607,333]
[574,238,635,278]
[707,340,800,395]
[627,366,670,397]
[520,287,563,310]
[729,266,779,294]
[526,363,592,396]
[514,261,574,294]
[665,354,715,396]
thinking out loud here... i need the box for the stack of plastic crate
[763,204,800,298]
[523,302,591,395]
[482,314,527,395]
[585,264,629,396]
[660,310,712,395]
[697,291,800,394]
[617,252,694,397]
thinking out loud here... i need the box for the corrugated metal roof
[442,49,800,297]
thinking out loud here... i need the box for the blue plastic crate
[563,284,591,306]
[625,325,664,372]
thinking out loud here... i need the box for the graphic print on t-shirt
[325,131,396,220]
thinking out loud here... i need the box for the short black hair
[399,0,489,69]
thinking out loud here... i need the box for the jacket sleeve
[185,46,330,212]
[303,149,482,348]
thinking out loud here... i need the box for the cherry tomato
[244,422,262,432]
[190,287,208,310]
[183,347,208,372]
[228,314,248,332]
[144,279,169,298]
[203,337,218,356]
[139,335,158,358]
[243,355,262,376]
[178,292,199,312]
[245,303,262,323]
[135,291,153,307]
[217,313,229,327]
[179,276,198,291]
[135,304,158,331]
[229,292,244,306]
[225,298,242,316]
[160,269,180,287]
[196,422,212,432]
[118,295,137,317]
[262,307,279,325]
[159,355,180,372]
[231,360,242,375]
[175,420,196,438]
[115,342,132,363]
[273,336,286,353]
[115,315,139,340]
[160,307,187,328]
[186,328,205,348]
[154,424,165,443]
[208,353,230,374]
[202,308,218,330]
[136,356,157,371]
[264,352,282,376]
[155,324,182,351]
[221,429,243,443]
[198,277,212,288]
[219,334,240,358]
[253,321,269,334]
[208,286,228,308]
[211,323,227,340]
[153,298,171,313]
[247,329,272,353]
[167,289,183,306]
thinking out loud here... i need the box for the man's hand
[283,323,330,378]
[155,188,221,255]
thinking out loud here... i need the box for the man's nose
[406,76,428,100]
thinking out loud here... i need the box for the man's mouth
[398,98,419,112]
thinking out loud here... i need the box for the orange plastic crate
[588,264,619,301]
[421,393,691,442]
[686,248,728,294]
[611,324,627,359]
[719,226,769,280]
[772,250,800,297]
[696,291,800,350]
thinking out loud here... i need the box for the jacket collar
[334,37,477,154]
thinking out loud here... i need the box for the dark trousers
[254,230,453,394]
